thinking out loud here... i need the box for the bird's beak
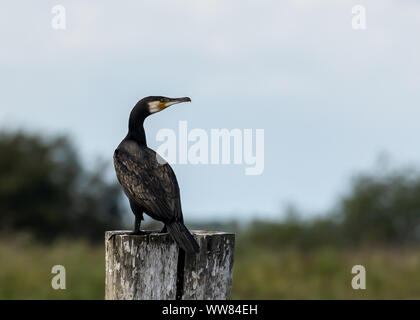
[160,97,191,110]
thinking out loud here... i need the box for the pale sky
[1,1,420,221]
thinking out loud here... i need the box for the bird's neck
[128,108,148,146]
[127,125,146,146]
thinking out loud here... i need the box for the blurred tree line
[243,166,420,250]
[2,130,420,249]
[0,130,123,242]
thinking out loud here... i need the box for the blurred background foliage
[2,130,420,299]
[0,131,123,242]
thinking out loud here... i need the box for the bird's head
[128,96,191,135]
[138,96,191,115]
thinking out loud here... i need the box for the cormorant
[111,96,199,254]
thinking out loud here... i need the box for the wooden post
[105,230,235,300]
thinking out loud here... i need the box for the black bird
[111,96,199,254]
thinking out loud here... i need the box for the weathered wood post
[105,230,235,300]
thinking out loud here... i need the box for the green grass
[233,246,420,299]
[1,234,420,299]
[0,234,104,299]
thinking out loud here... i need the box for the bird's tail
[166,221,199,254]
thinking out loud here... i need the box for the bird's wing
[114,147,182,222]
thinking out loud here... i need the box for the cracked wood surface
[105,230,235,300]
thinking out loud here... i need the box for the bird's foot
[107,230,151,241]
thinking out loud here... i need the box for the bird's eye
[160,98,165,102]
